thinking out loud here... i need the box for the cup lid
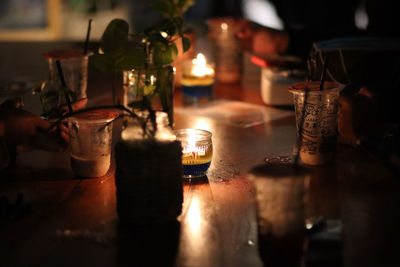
[288,81,343,93]
[69,110,119,122]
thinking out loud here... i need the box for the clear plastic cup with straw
[289,81,344,165]
[44,49,93,100]
[67,110,119,177]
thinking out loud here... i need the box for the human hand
[338,86,383,145]
[0,102,69,152]
[60,97,88,113]
[237,19,290,55]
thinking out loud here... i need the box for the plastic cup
[289,81,344,165]
[44,49,93,100]
[207,17,243,84]
[67,110,119,177]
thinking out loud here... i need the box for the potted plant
[91,0,194,126]
[87,0,195,224]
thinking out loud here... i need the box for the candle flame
[182,130,206,157]
[183,130,198,154]
[191,53,214,77]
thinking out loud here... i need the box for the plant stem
[112,70,117,105]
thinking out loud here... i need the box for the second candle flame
[191,53,214,77]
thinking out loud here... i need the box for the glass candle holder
[207,17,243,84]
[181,53,215,105]
[174,129,213,179]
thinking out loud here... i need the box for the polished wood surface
[1,42,400,267]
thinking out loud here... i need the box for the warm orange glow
[191,53,214,77]
[193,119,212,132]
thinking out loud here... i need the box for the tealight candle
[181,53,215,104]
[174,129,213,179]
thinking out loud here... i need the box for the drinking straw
[83,19,93,55]
[293,87,308,168]
[56,60,73,113]
[294,56,328,166]
[319,56,328,91]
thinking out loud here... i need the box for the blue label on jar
[182,84,213,98]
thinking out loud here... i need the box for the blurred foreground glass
[207,17,243,84]
[289,81,344,166]
[175,129,213,179]
[44,49,92,100]
[67,110,118,177]
[248,157,310,267]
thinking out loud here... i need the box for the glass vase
[123,65,175,126]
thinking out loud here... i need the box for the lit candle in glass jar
[174,129,213,179]
[181,53,215,104]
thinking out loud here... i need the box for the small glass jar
[181,53,215,105]
[122,65,175,126]
[174,129,213,179]
[207,17,243,84]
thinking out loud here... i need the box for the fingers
[0,98,23,110]
[60,98,88,113]
[58,122,70,147]
[1,106,71,152]
[33,124,69,152]
[34,116,51,131]
[72,98,88,111]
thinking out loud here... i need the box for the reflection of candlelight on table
[175,129,213,179]
[182,53,215,104]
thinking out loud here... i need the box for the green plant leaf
[176,0,195,14]
[172,17,183,30]
[153,42,167,65]
[118,48,146,70]
[147,31,169,45]
[100,19,129,53]
[143,84,156,95]
[151,0,175,17]
[159,18,177,37]
[182,36,191,52]
[154,42,178,65]
[169,43,179,60]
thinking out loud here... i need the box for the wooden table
[1,42,400,267]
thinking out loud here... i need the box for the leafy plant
[92,0,194,110]
[32,80,77,119]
